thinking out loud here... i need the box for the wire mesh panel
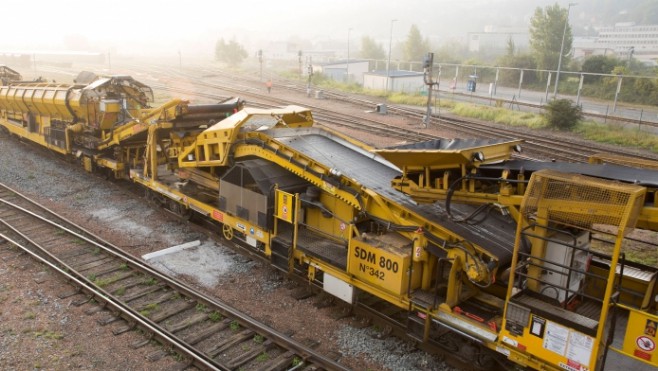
[521,170,646,234]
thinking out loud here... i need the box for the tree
[581,55,620,82]
[505,37,515,57]
[543,99,582,130]
[403,24,430,62]
[214,38,248,66]
[359,36,385,60]
[496,53,538,86]
[529,4,573,74]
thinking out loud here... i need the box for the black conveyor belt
[480,160,658,188]
[273,131,517,266]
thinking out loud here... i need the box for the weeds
[34,330,63,340]
[208,311,222,322]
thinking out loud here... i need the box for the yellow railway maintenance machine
[129,104,658,370]
[2,70,658,370]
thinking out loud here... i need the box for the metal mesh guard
[521,170,646,233]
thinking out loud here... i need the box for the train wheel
[222,224,234,240]
[475,349,498,370]
[436,333,459,353]
[169,199,191,221]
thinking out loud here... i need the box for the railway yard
[1,61,658,371]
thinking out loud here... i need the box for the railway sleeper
[205,328,255,358]
[182,318,232,345]
[253,350,296,371]
[131,332,155,349]
[112,320,137,335]
[165,311,209,333]
[225,339,275,369]
[148,300,197,323]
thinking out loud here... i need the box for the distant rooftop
[366,70,423,78]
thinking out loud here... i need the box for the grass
[230,320,240,331]
[256,352,269,362]
[195,303,207,312]
[253,334,264,344]
[319,82,658,154]
[575,121,658,153]
[208,311,222,322]
[34,330,63,340]
[94,277,113,287]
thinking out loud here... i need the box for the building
[574,23,658,65]
[313,60,369,85]
[0,51,105,68]
[363,70,426,94]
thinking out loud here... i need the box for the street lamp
[553,2,576,98]
[347,28,353,83]
[386,19,398,93]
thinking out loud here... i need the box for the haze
[0,0,636,59]
[0,0,645,57]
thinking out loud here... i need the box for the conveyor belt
[271,129,517,266]
[480,160,658,188]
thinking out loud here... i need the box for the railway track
[0,182,348,371]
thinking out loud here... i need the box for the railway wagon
[0,71,243,176]
[2,72,658,371]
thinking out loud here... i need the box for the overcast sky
[3,0,563,57]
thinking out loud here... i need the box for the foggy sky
[3,0,586,57]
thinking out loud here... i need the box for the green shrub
[543,99,583,130]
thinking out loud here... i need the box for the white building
[314,60,369,85]
[363,70,426,94]
[574,23,658,65]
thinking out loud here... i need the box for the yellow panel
[275,190,294,223]
[500,315,597,371]
[348,240,410,295]
[83,157,93,172]
[621,308,658,365]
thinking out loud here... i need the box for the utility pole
[347,28,352,83]
[306,56,313,97]
[422,52,438,128]
[553,2,576,98]
[298,50,303,80]
[386,19,397,93]
[258,49,263,81]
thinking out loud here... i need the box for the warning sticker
[637,336,656,352]
[543,321,569,356]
